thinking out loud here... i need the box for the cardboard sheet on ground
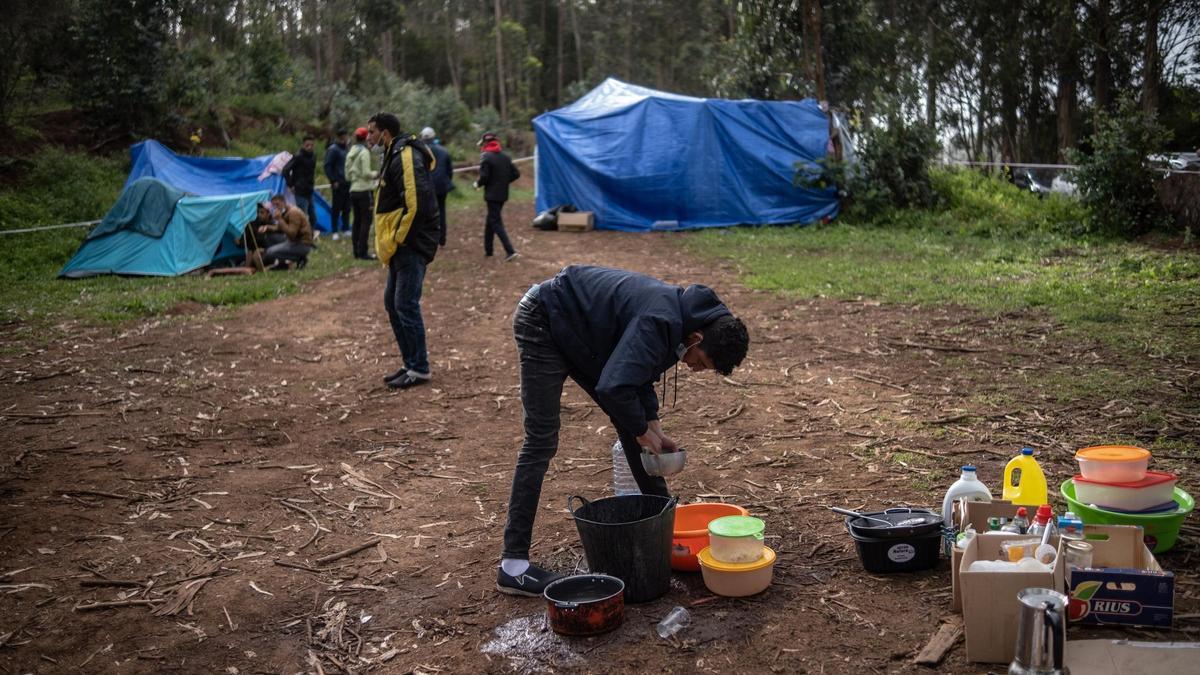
[1066,639,1200,674]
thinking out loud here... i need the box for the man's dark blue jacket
[535,265,731,437]
[428,143,454,196]
[323,141,347,187]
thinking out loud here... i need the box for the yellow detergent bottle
[1002,447,1048,506]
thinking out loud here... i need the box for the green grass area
[684,169,1200,358]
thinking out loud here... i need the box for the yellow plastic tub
[697,546,775,597]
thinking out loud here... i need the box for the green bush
[1068,97,1173,237]
[797,116,939,216]
[855,118,939,210]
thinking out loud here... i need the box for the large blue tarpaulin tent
[124,140,332,231]
[533,78,839,231]
[59,177,268,278]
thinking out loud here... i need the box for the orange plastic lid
[697,546,776,572]
[1075,445,1150,463]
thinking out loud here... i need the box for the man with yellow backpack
[366,112,442,390]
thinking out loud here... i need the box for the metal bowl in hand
[641,449,686,477]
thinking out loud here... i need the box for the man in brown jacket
[260,193,314,268]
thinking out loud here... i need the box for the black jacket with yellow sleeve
[374,134,441,265]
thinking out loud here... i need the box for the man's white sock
[501,558,530,576]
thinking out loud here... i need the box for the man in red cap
[474,132,520,261]
[345,126,376,260]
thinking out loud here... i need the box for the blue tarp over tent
[126,139,332,232]
[59,178,268,278]
[533,78,839,231]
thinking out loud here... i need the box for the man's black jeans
[501,287,668,561]
[350,190,373,258]
[331,185,352,234]
[484,200,515,257]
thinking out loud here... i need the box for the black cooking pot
[544,574,625,636]
[844,508,942,540]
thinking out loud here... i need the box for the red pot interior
[544,574,625,636]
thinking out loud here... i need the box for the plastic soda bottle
[940,465,993,527]
[1002,447,1049,506]
[611,440,641,496]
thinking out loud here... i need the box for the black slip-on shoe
[387,372,430,390]
[495,564,564,597]
[382,367,407,384]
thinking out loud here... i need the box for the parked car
[1012,169,1051,198]
[1148,152,1200,171]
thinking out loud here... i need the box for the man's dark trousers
[331,185,351,235]
[436,192,448,246]
[350,190,373,258]
[383,246,430,375]
[484,200,515,257]
[501,288,668,561]
[293,194,318,232]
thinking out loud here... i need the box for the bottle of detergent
[1027,504,1055,538]
[940,465,993,528]
[1002,447,1048,506]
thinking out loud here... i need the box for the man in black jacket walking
[282,135,318,231]
[420,127,455,247]
[496,265,750,596]
[474,132,520,260]
[368,112,442,390]
[323,128,352,240]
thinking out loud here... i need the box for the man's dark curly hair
[701,315,749,376]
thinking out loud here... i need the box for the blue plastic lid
[1021,448,1034,455]
[962,465,976,472]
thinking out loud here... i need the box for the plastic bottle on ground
[612,440,641,496]
[940,465,993,528]
[1002,447,1049,506]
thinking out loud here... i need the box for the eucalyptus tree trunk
[494,0,508,122]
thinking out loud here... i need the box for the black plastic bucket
[848,529,941,573]
[568,494,677,603]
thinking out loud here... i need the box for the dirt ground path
[2,198,1196,674]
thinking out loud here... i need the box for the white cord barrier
[3,156,538,236]
[0,219,101,235]
[944,159,1200,176]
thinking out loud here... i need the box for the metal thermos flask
[1008,587,1070,675]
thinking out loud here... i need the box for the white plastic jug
[940,465,993,527]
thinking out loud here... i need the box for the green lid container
[708,515,765,539]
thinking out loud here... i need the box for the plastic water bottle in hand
[612,440,641,496]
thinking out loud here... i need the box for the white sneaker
[332,233,340,241]
[505,252,520,262]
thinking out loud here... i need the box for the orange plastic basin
[672,503,749,571]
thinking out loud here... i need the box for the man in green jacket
[345,127,376,260]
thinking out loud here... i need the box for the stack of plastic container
[696,516,775,597]
[1061,445,1194,552]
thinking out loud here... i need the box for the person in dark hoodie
[496,265,750,596]
[473,132,520,260]
[368,112,442,390]
[420,127,455,247]
[323,128,352,240]
[282,135,318,231]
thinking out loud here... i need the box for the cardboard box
[1067,524,1173,627]
[951,500,1024,611]
[557,211,594,231]
[1066,639,1200,674]
[960,532,1066,664]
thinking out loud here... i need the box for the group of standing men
[273,119,523,392]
